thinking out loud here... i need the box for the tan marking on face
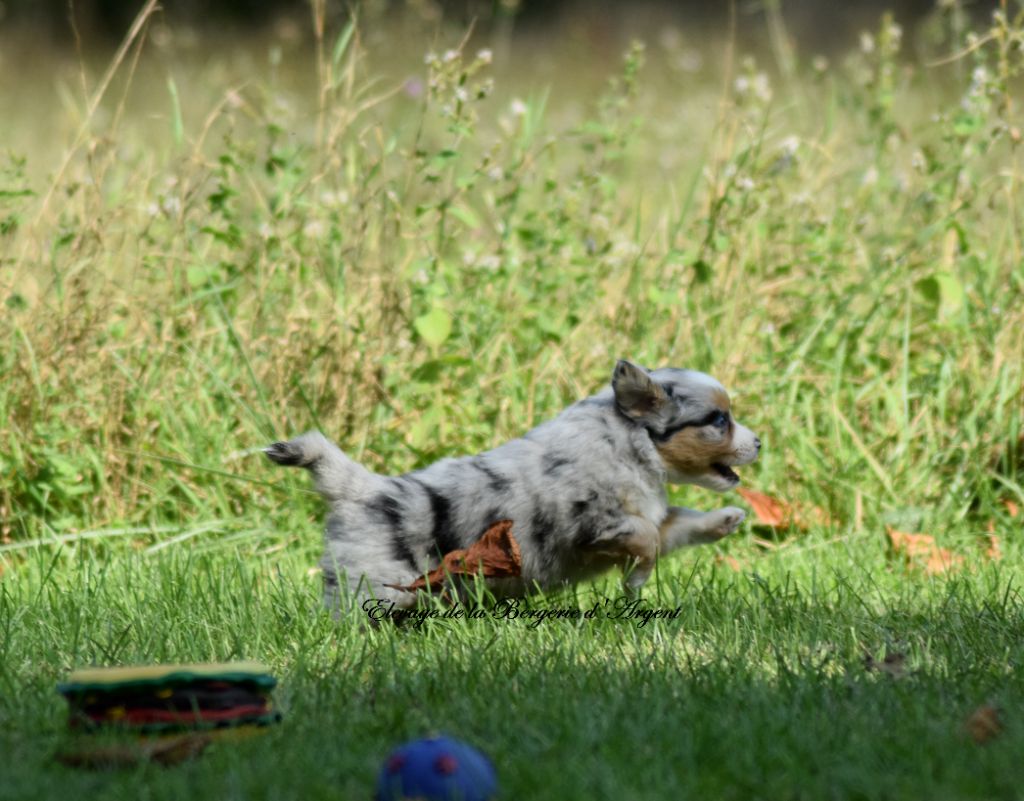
[655,387,735,474]
[655,427,736,475]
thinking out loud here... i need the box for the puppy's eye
[711,411,728,429]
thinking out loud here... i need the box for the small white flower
[862,166,879,186]
[442,49,459,63]
[424,52,437,65]
[860,32,875,53]
[455,86,469,103]
[760,323,777,335]
[476,48,492,64]
[609,239,641,265]
[753,72,772,102]
[510,98,528,117]
[737,176,755,191]
[303,220,325,239]
[320,189,349,207]
[734,75,750,95]
[487,166,503,181]
[676,50,702,73]
[911,150,926,172]
[258,222,273,239]
[780,135,800,157]
[658,27,682,51]
[886,22,903,47]
[478,255,501,271]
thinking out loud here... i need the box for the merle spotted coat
[266,360,760,611]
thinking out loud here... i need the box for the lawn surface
[1,6,1023,800]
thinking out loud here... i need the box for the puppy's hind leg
[659,506,746,552]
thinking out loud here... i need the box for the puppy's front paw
[707,507,746,540]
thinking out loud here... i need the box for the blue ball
[375,735,498,801]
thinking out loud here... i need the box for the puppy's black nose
[755,437,762,450]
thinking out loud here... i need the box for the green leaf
[917,272,964,318]
[187,265,214,288]
[414,306,452,349]
[450,205,480,229]
[935,272,965,317]
[167,76,184,147]
[692,259,712,284]
[331,20,356,69]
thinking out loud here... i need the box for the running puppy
[266,360,760,610]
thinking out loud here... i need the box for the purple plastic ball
[375,735,498,801]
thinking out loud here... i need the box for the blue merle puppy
[265,360,761,611]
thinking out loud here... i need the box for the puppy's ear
[612,360,668,421]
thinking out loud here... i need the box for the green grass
[1,6,1024,799]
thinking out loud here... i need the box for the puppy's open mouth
[711,463,740,483]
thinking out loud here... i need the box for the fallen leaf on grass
[984,534,1002,562]
[736,488,830,532]
[736,488,789,527]
[1004,499,1020,518]
[885,527,964,575]
[388,520,522,594]
[56,733,212,769]
[713,554,745,572]
[863,650,907,678]
[965,704,1004,744]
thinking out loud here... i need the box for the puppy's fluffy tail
[264,431,380,503]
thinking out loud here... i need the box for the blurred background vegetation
[0,0,1020,540]
[0,0,1005,47]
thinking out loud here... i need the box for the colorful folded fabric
[58,662,281,733]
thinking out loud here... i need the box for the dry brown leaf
[56,733,212,769]
[389,520,522,594]
[737,488,789,527]
[736,487,830,532]
[965,704,1004,744]
[924,547,964,575]
[863,651,907,677]
[885,528,964,575]
[984,534,1003,562]
[713,554,744,572]
[1004,499,1020,518]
